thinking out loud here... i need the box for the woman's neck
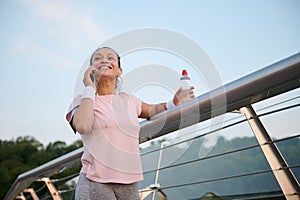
[96,79,116,95]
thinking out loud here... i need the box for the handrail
[140,52,300,140]
[4,52,300,200]
[4,148,83,200]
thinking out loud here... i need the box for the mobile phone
[90,70,96,85]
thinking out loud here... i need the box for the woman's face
[91,48,122,81]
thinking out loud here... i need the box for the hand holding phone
[83,65,96,88]
[90,70,95,85]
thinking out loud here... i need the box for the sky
[0,0,299,146]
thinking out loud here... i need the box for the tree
[0,136,83,200]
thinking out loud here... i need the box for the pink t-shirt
[66,93,143,183]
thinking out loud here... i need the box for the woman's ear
[118,67,123,76]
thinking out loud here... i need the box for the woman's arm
[72,98,94,134]
[139,102,167,119]
[139,86,195,119]
[72,66,96,134]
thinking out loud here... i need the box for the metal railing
[4,52,300,200]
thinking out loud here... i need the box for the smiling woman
[65,47,194,199]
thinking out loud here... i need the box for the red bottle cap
[182,69,188,76]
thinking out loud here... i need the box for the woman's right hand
[83,65,96,88]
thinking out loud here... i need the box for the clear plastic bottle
[180,69,192,101]
[180,69,192,89]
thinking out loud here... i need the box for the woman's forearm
[152,103,167,117]
[140,102,167,119]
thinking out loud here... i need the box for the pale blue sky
[0,0,299,145]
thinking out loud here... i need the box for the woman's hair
[90,47,122,94]
[89,47,121,68]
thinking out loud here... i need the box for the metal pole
[15,194,26,200]
[152,142,164,200]
[24,188,39,200]
[240,105,300,200]
[38,178,62,200]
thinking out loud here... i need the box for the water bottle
[180,69,192,102]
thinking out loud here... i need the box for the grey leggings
[75,174,140,200]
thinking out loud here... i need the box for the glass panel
[139,121,286,199]
[276,137,300,183]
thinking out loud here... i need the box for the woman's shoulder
[119,92,141,102]
[119,92,137,98]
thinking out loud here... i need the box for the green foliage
[0,136,82,199]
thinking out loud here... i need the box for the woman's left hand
[173,86,195,106]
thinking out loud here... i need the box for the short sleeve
[129,95,142,116]
[65,95,82,133]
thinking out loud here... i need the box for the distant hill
[139,136,300,199]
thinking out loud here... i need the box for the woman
[66,47,194,200]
